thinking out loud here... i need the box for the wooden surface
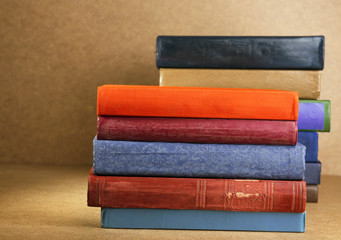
[0,0,340,176]
[0,164,340,239]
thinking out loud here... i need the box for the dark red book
[88,169,306,213]
[97,116,298,145]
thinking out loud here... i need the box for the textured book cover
[307,185,318,203]
[88,170,306,212]
[304,161,321,185]
[101,208,306,232]
[298,100,330,132]
[97,85,299,120]
[93,138,306,180]
[156,36,324,70]
[97,116,298,145]
[297,132,318,162]
[159,69,321,99]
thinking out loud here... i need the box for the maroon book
[97,116,297,145]
[88,169,306,213]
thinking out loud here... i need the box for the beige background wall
[0,0,340,175]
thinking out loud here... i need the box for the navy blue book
[93,137,306,180]
[101,208,306,232]
[298,132,318,162]
[156,36,324,70]
[305,161,321,185]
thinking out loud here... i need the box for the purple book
[298,100,330,132]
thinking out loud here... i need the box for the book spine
[156,36,324,70]
[307,185,318,203]
[304,161,321,185]
[297,132,318,162]
[88,172,306,213]
[97,116,298,145]
[159,69,321,100]
[101,208,306,232]
[298,100,330,132]
[97,85,299,120]
[93,138,306,180]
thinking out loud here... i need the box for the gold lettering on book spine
[195,180,207,209]
[271,182,274,210]
[299,182,303,212]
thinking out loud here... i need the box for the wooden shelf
[1,163,340,239]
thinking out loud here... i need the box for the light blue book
[93,137,306,180]
[101,208,305,232]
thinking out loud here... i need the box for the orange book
[97,85,299,120]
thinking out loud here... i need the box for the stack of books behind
[158,36,330,203]
[88,36,328,232]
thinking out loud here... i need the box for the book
[101,208,306,232]
[297,132,318,162]
[304,161,321,185]
[159,69,321,99]
[88,169,306,212]
[97,116,298,145]
[93,138,306,180]
[97,85,299,120]
[156,36,324,70]
[298,100,330,132]
[307,185,318,203]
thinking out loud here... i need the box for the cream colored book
[159,69,321,99]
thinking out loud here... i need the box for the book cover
[297,132,318,162]
[298,100,330,132]
[101,208,306,232]
[97,85,299,120]
[304,161,321,185]
[93,138,306,180]
[307,185,318,203]
[97,116,298,145]
[88,170,306,212]
[156,36,324,70]
[159,69,321,99]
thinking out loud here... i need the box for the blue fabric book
[305,161,321,185]
[93,137,306,180]
[101,208,306,232]
[297,132,318,162]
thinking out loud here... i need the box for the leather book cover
[101,208,306,232]
[93,137,306,180]
[159,69,321,99]
[88,169,306,213]
[97,116,298,145]
[156,36,324,70]
[97,85,299,120]
[307,185,318,203]
[297,132,318,162]
[304,161,321,185]
[298,100,330,132]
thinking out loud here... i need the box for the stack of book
[158,36,329,203]
[88,36,328,232]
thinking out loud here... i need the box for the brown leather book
[307,185,318,203]
[159,69,320,99]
